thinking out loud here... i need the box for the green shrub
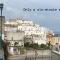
[40,44,48,49]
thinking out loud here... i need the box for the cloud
[5,4,21,14]
[1,0,8,5]
[1,0,60,32]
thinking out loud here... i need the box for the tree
[24,42,30,48]
[40,44,47,49]
[33,43,38,49]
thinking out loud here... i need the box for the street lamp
[0,3,3,48]
[0,3,4,60]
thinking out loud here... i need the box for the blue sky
[0,0,60,32]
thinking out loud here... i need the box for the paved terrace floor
[8,50,60,60]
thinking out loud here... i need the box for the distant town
[0,1,60,60]
[0,17,58,54]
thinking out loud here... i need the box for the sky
[0,0,60,32]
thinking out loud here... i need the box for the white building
[32,34,46,44]
[4,19,53,45]
[4,21,18,32]
[4,31,25,55]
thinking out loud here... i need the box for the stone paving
[8,50,60,60]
